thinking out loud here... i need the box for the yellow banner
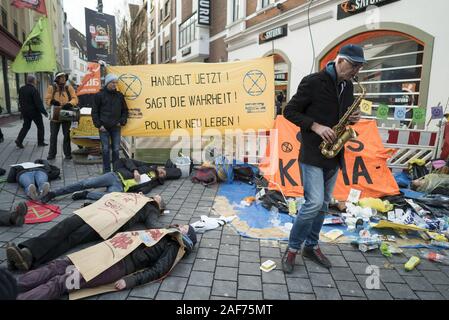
[107,57,275,137]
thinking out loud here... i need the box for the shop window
[261,0,271,9]
[320,31,425,128]
[7,60,19,113]
[0,58,5,113]
[179,13,196,49]
[233,0,240,22]
[165,41,170,62]
[13,21,18,38]
[164,1,170,19]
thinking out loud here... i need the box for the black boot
[6,243,33,271]
[10,202,28,226]
[282,248,299,274]
[72,191,89,201]
[303,245,332,269]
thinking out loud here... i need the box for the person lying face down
[6,195,167,272]
[40,158,182,203]
[411,173,449,194]
[15,225,197,300]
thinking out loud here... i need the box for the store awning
[0,26,21,59]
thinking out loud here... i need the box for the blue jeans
[288,163,339,250]
[99,126,121,174]
[18,171,49,194]
[53,172,124,200]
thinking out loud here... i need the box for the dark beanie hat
[0,268,18,300]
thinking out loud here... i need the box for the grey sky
[63,0,141,35]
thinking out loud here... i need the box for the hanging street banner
[77,62,101,96]
[85,8,117,65]
[11,0,47,16]
[12,17,56,73]
[107,57,275,137]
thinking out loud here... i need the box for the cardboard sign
[74,193,151,240]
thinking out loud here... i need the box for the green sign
[12,17,57,73]
[377,104,389,120]
[412,107,426,124]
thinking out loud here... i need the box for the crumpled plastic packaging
[358,198,394,213]
[345,203,375,222]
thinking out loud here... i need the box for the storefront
[0,24,24,114]
[226,0,448,131]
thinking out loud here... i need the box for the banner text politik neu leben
[107,57,275,137]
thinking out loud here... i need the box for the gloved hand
[50,99,61,106]
[62,103,73,110]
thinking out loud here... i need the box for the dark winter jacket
[18,84,47,119]
[7,160,60,183]
[122,237,179,288]
[92,88,128,129]
[284,63,355,169]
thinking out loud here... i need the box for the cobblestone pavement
[1,118,449,300]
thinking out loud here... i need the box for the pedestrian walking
[15,75,48,149]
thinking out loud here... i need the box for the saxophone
[319,76,366,159]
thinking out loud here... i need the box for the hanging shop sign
[259,25,288,44]
[337,0,401,20]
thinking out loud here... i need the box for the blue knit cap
[105,74,119,86]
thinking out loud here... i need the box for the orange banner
[260,117,400,201]
[77,63,101,96]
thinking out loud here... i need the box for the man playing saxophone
[282,44,365,273]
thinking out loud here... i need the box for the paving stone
[240,241,260,252]
[129,282,160,299]
[261,270,286,284]
[364,290,393,300]
[196,248,218,260]
[237,290,263,300]
[384,283,419,300]
[97,290,130,300]
[336,281,366,297]
[200,238,220,249]
[260,247,280,258]
[305,260,331,274]
[286,277,313,293]
[217,255,239,268]
[155,291,183,300]
[160,276,188,293]
[310,273,336,288]
[221,235,240,245]
[285,265,309,279]
[188,271,214,287]
[288,293,315,300]
[215,267,238,281]
[403,276,436,292]
[379,269,406,283]
[313,287,341,300]
[320,244,342,255]
[415,291,445,300]
[0,232,19,242]
[222,226,238,236]
[330,267,357,281]
[327,255,349,267]
[239,251,260,263]
[238,275,262,291]
[212,280,237,298]
[183,286,211,300]
[356,275,386,291]
[341,250,367,262]
[420,271,449,285]
[393,264,422,277]
[262,284,289,300]
[193,259,217,272]
[239,262,261,276]
[219,244,239,256]
[434,285,449,299]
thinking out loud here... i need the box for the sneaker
[10,202,28,226]
[302,246,332,269]
[6,243,33,271]
[27,184,39,201]
[39,182,51,199]
[72,190,89,201]
[40,191,56,204]
[15,140,24,149]
[281,248,298,274]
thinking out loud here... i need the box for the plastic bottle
[288,198,297,216]
[421,251,449,265]
[404,256,421,271]
[270,206,280,227]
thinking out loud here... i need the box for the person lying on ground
[6,195,167,271]
[411,173,449,195]
[0,202,28,227]
[40,158,181,203]
[7,160,60,201]
[16,225,197,300]
[0,268,17,300]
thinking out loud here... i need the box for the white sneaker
[27,184,39,201]
[40,182,51,199]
